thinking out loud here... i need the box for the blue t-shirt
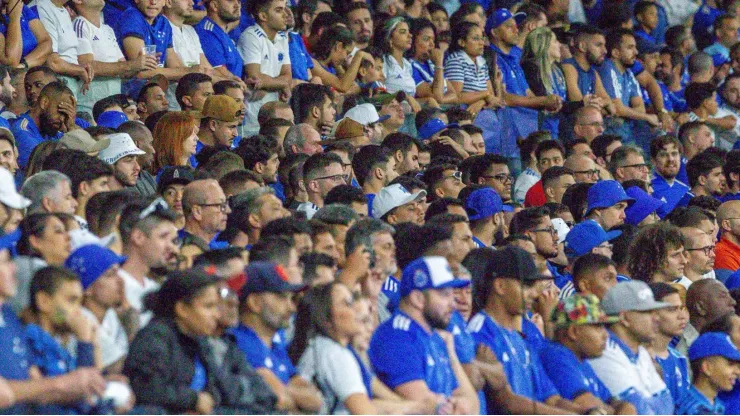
[288,31,313,82]
[692,1,722,50]
[25,324,95,377]
[447,310,474,364]
[369,311,459,396]
[195,17,244,78]
[597,59,639,106]
[718,381,740,414]
[676,385,725,415]
[655,347,690,404]
[231,325,296,384]
[102,0,134,29]
[0,5,39,58]
[467,311,558,412]
[0,304,30,381]
[539,340,612,402]
[651,173,689,218]
[11,112,63,169]
[562,58,597,97]
[492,44,538,145]
[381,276,400,315]
[115,7,172,67]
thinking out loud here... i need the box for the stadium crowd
[0,0,740,413]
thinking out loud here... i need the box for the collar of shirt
[608,330,640,363]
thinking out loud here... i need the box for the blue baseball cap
[713,53,730,68]
[689,332,740,362]
[65,244,126,290]
[465,187,504,221]
[624,186,664,226]
[0,229,20,253]
[239,261,307,299]
[418,118,448,141]
[636,38,661,55]
[485,8,524,33]
[564,219,622,259]
[586,180,635,215]
[97,111,129,129]
[400,256,470,297]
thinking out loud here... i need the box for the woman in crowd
[409,18,457,107]
[378,17,417,97]
[426,3,449,34]
[311,26,372,94]
[25,141,61,179]
[0,0,51,68]
[152,111,199,172]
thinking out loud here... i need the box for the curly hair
[628,223,685,282]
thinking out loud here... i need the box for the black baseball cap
[157,166,195,194]
[237,261,307,301]
[486,246,552,283]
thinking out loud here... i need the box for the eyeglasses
[482,173,513,183]
[686,245,715,256]
[313,173,349,183]
[574,169,600,178]
[532,226,556,235]
[198,201,229,213]
[620,163,650,170]
[442,171,463,181]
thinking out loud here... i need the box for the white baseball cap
[0,167,30,210]
[552,217,570,243]
[99,133,145,165]
[345,103,390,126]
[372,183,426,219]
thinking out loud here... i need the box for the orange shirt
[715,236,740,272]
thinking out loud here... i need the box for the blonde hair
[522,27,556,93]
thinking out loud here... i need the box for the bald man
[564,154,600,184]
[682,279,737,353]
[716,200,740,271]
[677,227,716,289]
[180,179,232,254]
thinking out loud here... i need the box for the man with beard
[97,133,145,191]
[11,81,77,169]
[510,207,563,283]
[353,145,397,217]
[651,135,690,218]
[683,152,726,206]
[232,261,322,413]
[291,83,335,139]
[587,281,675,414]
[117,121,157,197]
[345,2,373,50]
[717,73,740,148]
[703,14,739,63]
[598,29,660,139]
[195,0,244,79]
[237,134,280,184]
[369,256,479,414]
[239,0,292,135]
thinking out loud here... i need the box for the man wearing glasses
[676,227,716,289]
[422,164,465,201]
[298,152,346,219]
[179,179,232,254]
[471,153,514,204]
[609,145,651,183]
[564,154,600,184]
[509,207,561,282]
[716,200,740,272]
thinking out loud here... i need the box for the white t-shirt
[81,307,128,367]
[118,268,159,328]
[297,335,368,415]
[167,19,204,110]
[36,0,79,65]
[73,16,125,113]
[237,25,290,133]
[383,55,416,96]
[513,168,541,204]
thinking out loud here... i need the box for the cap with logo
[60,129,111,155]
[157,166,195,194]
[65,244,126,290]
[344,103,390,125]
[486,245,552,282]
[418,118,448,141]
[624,186,664,226]
[485,8,526,34]
[98,133,145,165]
[564,219,621,259]
[201,95,243,123]
[586,180,635,215]
[399,256,470,297]
[97,111,129,129]
[601,281,671,315]
[334,118,365,140]
[372,183,427,219]
[465,187,505,221]
[238,261,307,300]
[689,332,740,362]
[0,167,30,210]
[551,294,620,328]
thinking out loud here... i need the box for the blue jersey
[718,382,740,414]
[411,59,436,86]
[467,311,558,412]
[676,385,725,415]
[491,44,538,149]
[288,31,312,82]
[381,276,400,315]
[692,1,722,50]
[369,311,459,396]
[11,112,63,169]
[677,156,689,185]
[25,324,95,377]
[655,347,690,404]
[102,0,134,28]
[115,7,172,66]
[597,59,639,107]
[472,236,487,248]
[195,17,244,78]
[651,173,689,218]
[0,304,30,381]
[562,58,597,97]
[447,311,474,364]
[0,5,39,59]
[540,340,612,402]
[231,325,296,384]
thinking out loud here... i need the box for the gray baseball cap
[601,281,672,315]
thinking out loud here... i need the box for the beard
[219,10,240,23]
[38,111,61,137]
[423,305,450,330]
[114,168,137,187]
[0,90,11,107]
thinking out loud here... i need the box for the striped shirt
[444,50,489,93]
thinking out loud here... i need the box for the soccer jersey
[36,0,79,65]
[231,325,296,384]
[655,347,690,404]
[383,55,416,96]
[195,16,243,78]
[540,340,612,402]
[0,6,39,59]
[73,16,125,113]
[115,7,172,67]
[651,173,689,218]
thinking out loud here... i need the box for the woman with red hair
[152,111,199,172]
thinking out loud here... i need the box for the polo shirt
[238,24,290,132]
[651,173,689,218]
[539,340,612,402]
[467,311,558,412]
[288,31,312,82]
[231,325,296,384]
[115,7,172,67]
[384,55,416,96]
[36,0,79,65]
[0,304,30,381]
[676,385,725,415]
[195,17,243,78]
[10,112,63,169]
[74,16,125,113]
[655,347,690,404]
[380,276,400,315]
[587,331,674,414]
[524,180,546,207]
[0,5,39,59]
[447,310,474,365]
[444,50,489,93]
[715,236,740,272]
[562,58,596,96]
[369,311,459,396]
